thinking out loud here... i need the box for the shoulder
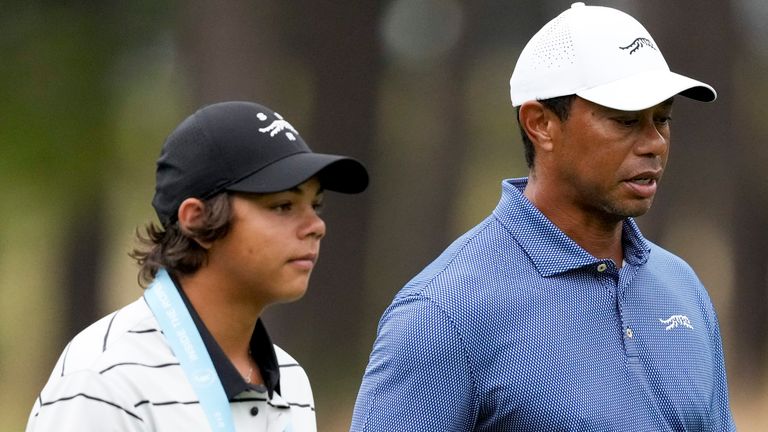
[27,298,180,430]
[641,241,724,331]
[376,216,526,352]
[390,216,529,334]
[273,345,314,407]
[55,298,169,376]
[398,215,516,300]
[644,240,700,281]
[272,345,316,430]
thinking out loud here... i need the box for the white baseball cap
[509,2,716,111]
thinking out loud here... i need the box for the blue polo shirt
[352,178,735,431]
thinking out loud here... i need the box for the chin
[614,207,649,219]
[626,202,654,218]
[605,198,654,219]
[278,286,310,304]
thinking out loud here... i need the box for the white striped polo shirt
[26,291,316,431]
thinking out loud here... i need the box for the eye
[272,202,293,213]
[655,115,672,125]
[615,117,639,127]
[312,200,324,215]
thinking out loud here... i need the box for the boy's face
[207,177,326,308]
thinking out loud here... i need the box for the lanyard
[144,268,235,432]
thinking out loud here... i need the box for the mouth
[288,253,318,270]
[623,171,661,198]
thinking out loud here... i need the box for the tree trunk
[266,0,383,386]
[177,0,282,105]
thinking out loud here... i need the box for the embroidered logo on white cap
[619,38,657,55]
[509,2,716,110]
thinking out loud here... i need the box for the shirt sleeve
[26,369,146,432]
[698,291,737,431]
[351,294,477,431]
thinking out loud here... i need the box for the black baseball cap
[152,101,369,225]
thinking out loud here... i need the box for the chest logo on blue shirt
[659,315,693,331]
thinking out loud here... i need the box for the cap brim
[226,152,369,195]
[577,69,716,111]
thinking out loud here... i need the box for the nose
[300,207,326,240]
[635,118,669,158]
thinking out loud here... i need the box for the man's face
[550,96,673,223]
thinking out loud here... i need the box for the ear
[177,198,213,249]
[519,101,557,153]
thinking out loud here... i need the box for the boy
[27,101,368,431]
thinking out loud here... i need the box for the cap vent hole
[532,16,574,69]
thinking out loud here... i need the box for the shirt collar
[170,274,281,399]
[493,177,650,277]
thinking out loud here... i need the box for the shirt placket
[617,263,640,362]
[594,260,638,360]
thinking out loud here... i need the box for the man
[27,101,368,431]
[352,3,735,431]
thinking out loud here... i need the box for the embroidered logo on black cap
[257,112,299,141]
[619,37,657,55]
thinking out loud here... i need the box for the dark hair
[516,95,576,168]
[130,193,233,287]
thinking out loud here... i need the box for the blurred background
[1,0,766,430]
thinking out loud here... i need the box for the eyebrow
[285,184,325,196]
[659,97,674,108]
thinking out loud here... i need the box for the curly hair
[130,193,233,287]
[516,95,576,168]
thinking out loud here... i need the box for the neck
[524,176,625,265]
[560,217,624,265]
[177,269,261,365]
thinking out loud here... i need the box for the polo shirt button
[626,328,634,338]
[250,406,259,416]
[596,263,608,272]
